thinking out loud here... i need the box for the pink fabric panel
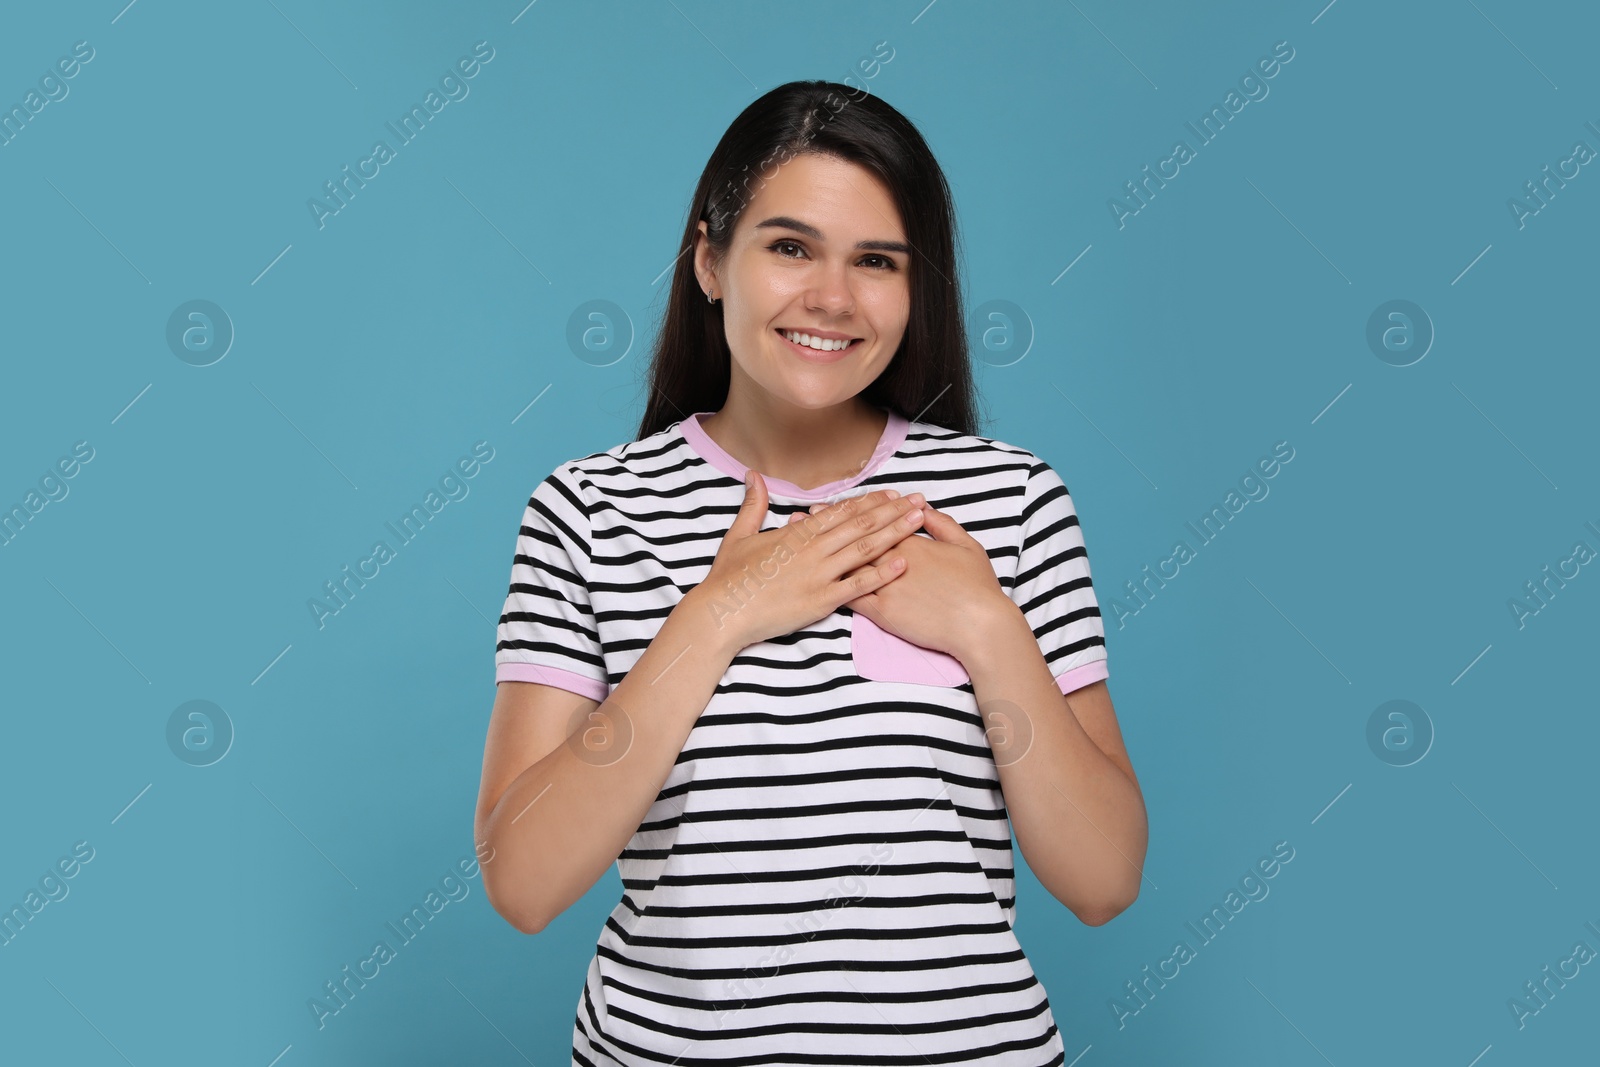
[495,661,608,701]
[851,613,969,685]
[1056,659,1109,696]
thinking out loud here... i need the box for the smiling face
[695,152,912,414]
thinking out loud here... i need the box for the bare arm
[965,601,1147,926]
[473,480,926,934]
[474,589,743,934]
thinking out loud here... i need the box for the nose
[806,264,855,317]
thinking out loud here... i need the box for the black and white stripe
[496,411,1108,1065]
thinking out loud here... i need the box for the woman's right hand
[689,470,926,652]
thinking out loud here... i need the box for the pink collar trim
[680,408,910,501]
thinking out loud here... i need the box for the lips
[775,329,862,364]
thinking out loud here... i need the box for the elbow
[475,819,549,935]
[1075,903,1127,927]
[481,868,551,935]
[490,892,550,936]
[1073,883,1141,928]
[508,912,549,936]
[492,891,550,936]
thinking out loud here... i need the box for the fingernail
[909,492,926,506]
[886,489,899,499]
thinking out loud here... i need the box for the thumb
[728,469,769,538]
[917,504,969,543]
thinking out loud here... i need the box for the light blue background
[2,1,1595,1064]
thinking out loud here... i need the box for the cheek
[725,311,773,362]
[863,289,910,340]
[866,318,906,365]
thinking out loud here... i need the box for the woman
[475,79,1147,1066]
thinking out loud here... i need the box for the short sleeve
[1008,456,1109,696]
[494,463,609,701]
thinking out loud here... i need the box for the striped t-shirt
[495,407,1109,1066]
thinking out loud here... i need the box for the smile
[775,328,863,364]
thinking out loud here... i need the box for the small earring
[706,290,717,304]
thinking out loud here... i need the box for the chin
[760,382,862,411]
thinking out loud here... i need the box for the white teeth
[782,330,855,352]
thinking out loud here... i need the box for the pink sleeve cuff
[495,661,609,702]
[1055,659,1109,696]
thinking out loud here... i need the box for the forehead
[738,153,904,242]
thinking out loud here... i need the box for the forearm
[963,603,1147,924]
[482,589,742,932]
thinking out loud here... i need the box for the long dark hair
[635,79,979,441]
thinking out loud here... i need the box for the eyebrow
[752,215,911,255]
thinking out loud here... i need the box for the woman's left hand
[787,499,1012,662]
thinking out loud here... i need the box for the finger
[853,504,924,565]
[816,489,899,517]
[841,561,875,583]
[840,557,904,606]
[916,505,976,545]
[840,557,897,608]
[729,469,769,539]
[801,490,905,547]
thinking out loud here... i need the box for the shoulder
[905,418,1042,463]
[902,418,1051,489]
[548,419,697,504]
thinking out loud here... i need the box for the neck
[699,397,887,492]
